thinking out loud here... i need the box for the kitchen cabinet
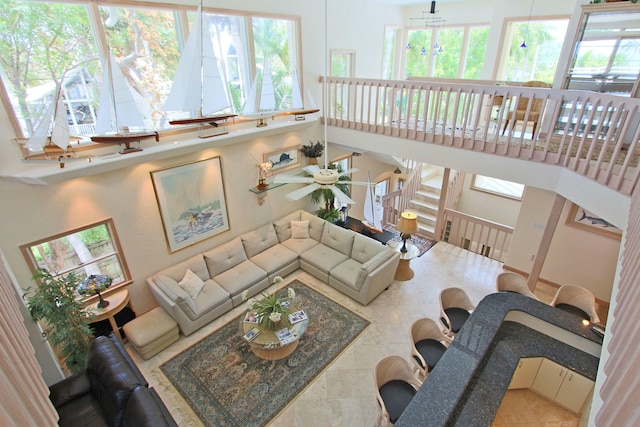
[530,358,594,414]
[508,357,542,390]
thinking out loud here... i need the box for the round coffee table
[389,241,420,281]
[240,307,309,360]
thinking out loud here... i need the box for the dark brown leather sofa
[48,334,177,427]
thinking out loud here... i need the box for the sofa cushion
[351,234,385,264]
[320,224,355,257]
[330,259,362,291]
[281,237,320,255]
[55,394,108,427]
[353,250,397,290]
[213,260,267,297]
[300,243,350,273]
[188,280,231,320]
[240,223,279,258]
[204,238,248,277]
[155,274,196,314]
[291,220,310,239]
[300,211,327,241]
[178,269,205,299]
[249,244,298,275]
[122,387,177,427]
[273,211,302,242]
[157,254,210,283]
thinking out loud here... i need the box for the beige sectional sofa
[147,210,400,336]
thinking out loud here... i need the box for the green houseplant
[24,269,95,373]
[311,162,351,222]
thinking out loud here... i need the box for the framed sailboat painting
[151,156,230,252]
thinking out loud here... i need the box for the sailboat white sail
[362,178,383,233]
[283,70,319,121]
[24,84,71,152]
[162,6,233,123]
[241,60,279,127]
[91,51,158,153]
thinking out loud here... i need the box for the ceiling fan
[273,0,372,205]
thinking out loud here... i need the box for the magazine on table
[288,309,307,324]
[275,327,296,345]
[243,311,259,323]
[243,327,261,342]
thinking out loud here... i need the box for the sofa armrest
[122,386,178,427]
[48,371,91,408]
[355,251,400,304]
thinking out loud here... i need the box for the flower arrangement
[242,276,296,330]
[257,161,273,188]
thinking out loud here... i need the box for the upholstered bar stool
[123,306,179,360]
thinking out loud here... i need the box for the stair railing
[381,161,423,225]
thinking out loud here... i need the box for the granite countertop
[396,292,602,427]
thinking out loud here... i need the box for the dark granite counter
[396,292,602,427]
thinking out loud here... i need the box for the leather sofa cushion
[122,387,177,427]
[86,336,147,427]
[320,224,354,257]
[55,393,108,427]
[351,234,385,264]
[204,238,248,277]
[300,243,349,273]
[240,223,279,258]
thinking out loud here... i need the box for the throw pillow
[179,269,205,299]
[291,220,310,239]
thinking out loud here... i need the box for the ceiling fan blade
[303,165,320,175]
[284,183,321,200]
[273,174,314,184]
[339,168,359,176]
[351,181,374,186]
[328,185,355,204]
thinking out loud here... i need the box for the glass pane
[68,255,125,287]
[0,1,99,139]
[463,27,489,79]
[101,5,182,130]
[251,17,297,111]
[433,27,464,78]
[331,53,353,77]
[382,26,399,79]
[472,175,524,199]
[501,19,569,83]
[405,29,433,77]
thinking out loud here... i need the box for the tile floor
[127,242,601,426]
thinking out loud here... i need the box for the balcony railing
[324,77,640,197]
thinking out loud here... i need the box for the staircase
[406,165,443,239]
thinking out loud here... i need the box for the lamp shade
[396,212,419,234]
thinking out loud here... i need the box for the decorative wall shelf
[249,182,286,205]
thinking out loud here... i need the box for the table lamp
[396,211,418,253]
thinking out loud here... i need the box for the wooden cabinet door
[555,371,595,413]
[531,359,566,400]
[508,357,542,390]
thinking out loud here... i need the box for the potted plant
[300,141,324,164]
[24,269,94,373]
[311,163,351,222]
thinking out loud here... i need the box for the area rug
[383,223,436,256]
[160,280,370,427]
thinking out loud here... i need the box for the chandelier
[407,1,446,57]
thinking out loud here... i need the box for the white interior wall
[455,174,522,227]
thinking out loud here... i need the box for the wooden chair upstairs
[439,287,475,338]
[496,272,539,301]
[551,284,600,324]
[374,355,422,426]
[502,80,552,137]
[409,318,451,380]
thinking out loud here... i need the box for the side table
[85,288,130,342]
[389,241,420,281]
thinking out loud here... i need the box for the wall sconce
[396,211,419,253]
[394,166,402,174]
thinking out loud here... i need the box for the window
[331,50,355,77]
[471,175,524,200]
[402,24,489,80]
[20,219,131,299]
[0,1,301,143]
[382,26,401,79]
[497,18,569,83]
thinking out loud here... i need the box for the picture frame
[151,156,230,252]
[565,203,622,241]
[263,145,301,174]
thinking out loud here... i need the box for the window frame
[470,174,524,201]
[20,218,132,302]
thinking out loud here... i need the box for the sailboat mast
[199,2,204,118]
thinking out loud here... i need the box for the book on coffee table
[243,312,259,323]
[275,328,296,345]
[288,309,307,324]
[243,327,261,342]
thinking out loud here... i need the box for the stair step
[415,190,440,204]
[409,199,438,215]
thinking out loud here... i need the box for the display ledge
[1,117,317,185]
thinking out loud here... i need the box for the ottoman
[123,307,179,360]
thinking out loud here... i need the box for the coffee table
[240,307,309,360]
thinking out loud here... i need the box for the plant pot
[256,183,269,190]
[308,157,318,165]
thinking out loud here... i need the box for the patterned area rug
[383,223,437,257]
[160,280,370,427]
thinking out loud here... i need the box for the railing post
[434,168,450,241]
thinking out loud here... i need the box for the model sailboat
[282,71,319,120]
[90,52,159,153]
[241,60,280,127]
[361,175,383,234]
[162,6,236,136]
